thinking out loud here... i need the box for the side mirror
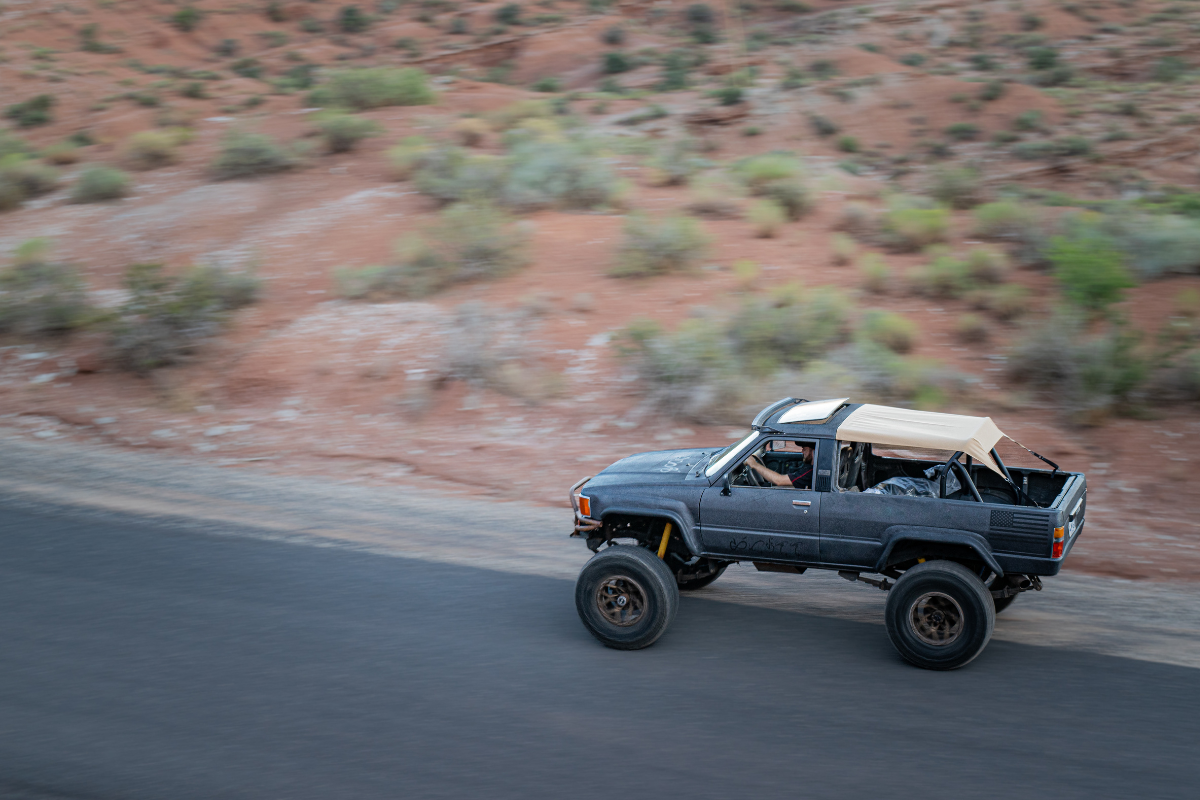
[721,475,732,496]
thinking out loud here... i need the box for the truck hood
[591,448,713,484]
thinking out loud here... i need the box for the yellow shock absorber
[657,521,673,559]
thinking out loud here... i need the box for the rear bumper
[996,521,1083,577]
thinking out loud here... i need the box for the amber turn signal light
[578,495,591,518]
[1052,526,1065,559]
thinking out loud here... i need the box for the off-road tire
[677,562,728,591]
[989,576,1018,614]
[885,560,995,671]
[576,545,679,650]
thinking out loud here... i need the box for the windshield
[705,431,760,477]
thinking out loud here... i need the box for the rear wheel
[884,560,995,670]
[989,576,1018,614]
[575,545,679,650]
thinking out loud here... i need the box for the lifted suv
[570,398,1086,670]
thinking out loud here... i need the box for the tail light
[578,495,592,518]
[1052,526,1065,559]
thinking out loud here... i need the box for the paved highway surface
[3,500,1199,800]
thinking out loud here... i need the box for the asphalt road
[3,503,1199,800]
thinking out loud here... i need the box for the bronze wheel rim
[596,576,646,627]
[908,591,964,646]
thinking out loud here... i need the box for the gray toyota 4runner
[570,398,1087,670]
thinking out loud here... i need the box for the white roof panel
[776,398,850,424]
[835,404,1005,474]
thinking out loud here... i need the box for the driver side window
[732,440,816,490]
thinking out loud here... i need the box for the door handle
[792,500,811,507]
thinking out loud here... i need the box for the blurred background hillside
[0,0,1198,579]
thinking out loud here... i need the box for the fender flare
[598,502,701,557]
[875,526,1003,577]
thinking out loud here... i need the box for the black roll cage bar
[934,448,1040,508]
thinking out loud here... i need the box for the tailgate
[1056,475,1087,555]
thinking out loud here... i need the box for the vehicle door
[698,438,821,563]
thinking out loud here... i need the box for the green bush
[612,214,709,278]
[929,165,985,209]
[210,131,296,179]
[0,130,34,161]
[495,3,522,25]
[308,67,435,110]
[1094,212,1200,280]
[979,80,1005,102]
[170,7,203,32]
[412,147,507,203]
[971,200,1049,266]
[71,166,130,203]
[231,58,263,79]
[1008,312,1146,422]
[1152,56,1187,83]
[658,51,692,91]
[0,155,59,210]
[531,76,561,92]
[338,5,371,33]
[964,246,1009,284]
[109,263,260,374]
[732,154,811,220]
[956,313,988,344]
[882,204,949,252]
[944,122,980,142]
[1013,137,1091,160]
[909,253,971,298]
[338,202,526,299]
[860,310,917,354]
[729,286,851,374]
[123,130,180,170]
[1049,234,1134,312]
[836,135,859,153]
[602,26,626,46]
[1026,46,1059,70]
[749,200,786,238]
[386,136,431,180]
[644,138,707,187]
[859,253,890,294]
[5,94,55,128]
[0,241,91,337]
[604,51,633,74]
[314,113,383,153]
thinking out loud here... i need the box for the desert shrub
[963,246,1009,284]
[644,138,706,187]
[944,122,980,142]
[413,147,507,203]
[658,50,692,91]
[899,53,925,67]
[685,173,743,219]
[0,130,34,161]
[831,233,856,266]
[450,118,490,147]
[308,67,435,110]
[501,140,619,210]
[1152,56,1187,83]
[230,58,263,79]
[750,200,786,238]
[860,310,917,354]
[5,94,56,128]
[612,214,709,277]
[1013,137,1091,160]
[170,7,202,32]
[986,284,1029,321]
[804,113,838,137]
[955,313,989,344]
[386,136,430,180]
[836,201,877,240]
[42,142,80,165]
[882,203,949,252]
[909,253,970,298]
[979,80,1005,102]
[210,131,296,179]
[338,5,371,33]
[0,241,91,337]
[929,165,985,209]
[604,51,633,74]
[732,154,811,220]
[1008,312,1146,422]
[338,201,526,298]
[531,76,561,93]
[602,26,626,46]
[438,302,562,404]
[1049,234,1134,312]
[109,262,260,374]
[71,166,130,203]
[0,156,59,210]
[486,99,554,131]
[1026,46,1058,71]
[614,317,743,423]
[495,3,522,24]
[1098,213,1200,279]
[123,130,180,170]
[971,200,1049,266]
[314,112,383,153]
[859,253,890,294]
[729,286,851,374]
[836,135,859,153]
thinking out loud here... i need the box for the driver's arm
[745,456,792,487]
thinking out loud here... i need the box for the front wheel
[676,560,728,591]
[575,545,679,650]
[884,560,996,670]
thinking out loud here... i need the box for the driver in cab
[745,441,814,490]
